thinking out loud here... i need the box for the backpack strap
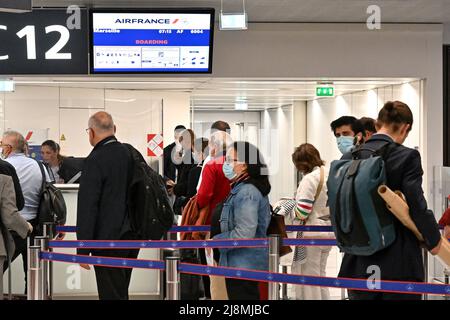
[351,141,397,160]
[34,159,47,195]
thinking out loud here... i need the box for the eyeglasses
[85,128,91,134]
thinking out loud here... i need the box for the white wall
[306,81,422,166]
[161,93,191,151]
[260,106,296,203]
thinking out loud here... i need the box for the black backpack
[123,144,174,240]
[36,161,67,232]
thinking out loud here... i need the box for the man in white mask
[330,116,357,155]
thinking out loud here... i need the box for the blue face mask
[223,162,237,180]
[336,136,354,154]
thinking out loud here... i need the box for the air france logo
[114,18,181,24]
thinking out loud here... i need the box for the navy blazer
[339,134,441,281]
[76,136,132,255]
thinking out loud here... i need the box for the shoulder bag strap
[314,166,325,202]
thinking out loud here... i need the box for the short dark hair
[211,121,230,133]
[292,143,325,174]
[174,125,186,132]
[330,116,357,135]
[352,117,376,136]
[377,101,413,132]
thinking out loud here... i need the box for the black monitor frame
[89,8,215,74]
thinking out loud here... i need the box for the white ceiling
[32,0,450,23]
[12,77,417,110]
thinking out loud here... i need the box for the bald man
[76,111,139,300]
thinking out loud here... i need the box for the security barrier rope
[48,238,340,249]
[39,251,450,296]
[55,225,445,233]
[55,225,336,233]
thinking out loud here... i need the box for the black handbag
[180,249,205,300]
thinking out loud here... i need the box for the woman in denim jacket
[213,141,271,300]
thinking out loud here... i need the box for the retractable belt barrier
[33,228,450,300]
[48,238,338,249]
[56,225,444,233]
[39,251,450,297]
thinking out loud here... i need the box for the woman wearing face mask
[213,141,271,300]
[291,143,334,300]
[41,140,65,184]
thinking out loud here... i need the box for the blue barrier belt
[48,239,270,249]
[40,252,165,270]
[178,263,450,296]
[56,225,444,233]
[55,225,336,233]
[39,252,450,296]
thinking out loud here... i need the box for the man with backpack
[1,130,50,292]
[77,112,139,300]
[328,101,442,300]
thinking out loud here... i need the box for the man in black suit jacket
[76,111,138,300]
[339,101,441,300]
[163,125,186,183]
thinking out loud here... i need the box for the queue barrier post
[423,248,429,300]
[34,236,49,300]
[268,234,280,300]
[27,245,42,300]
[43,222,54,300]
[281,266,288,300]
[165,256,180,300]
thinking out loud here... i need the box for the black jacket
[76,136,132,254]
[163,142,177,182]
[173,153,196,198]
[0,159,24,211]
[339,134,441,281]
[186,164,203,199]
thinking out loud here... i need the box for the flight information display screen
[90,9,214,73]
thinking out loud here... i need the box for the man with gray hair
[77,111,139,300]
[1,130,50,291]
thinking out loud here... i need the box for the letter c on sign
[0,25,9,60]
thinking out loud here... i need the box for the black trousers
[348,289,422,300]
[2,218,37,294]
[92,248,140,300]
[225,278,260,300]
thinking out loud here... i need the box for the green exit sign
[316,87,334,97]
